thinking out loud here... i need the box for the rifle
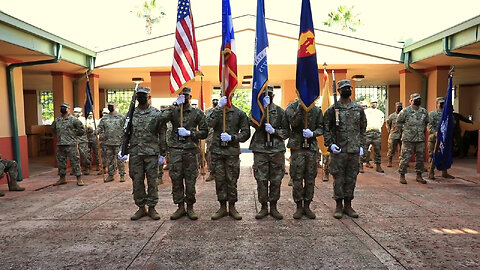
[120,82,141,156]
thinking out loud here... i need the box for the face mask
[212,100,218,107]
[340,89,352,98]
[137,95,148,105]
[396,107,403,113]
[60,107,67,114]
[108,106,115,112]
[439,102,444,109]
[184,94,190,104]
[413,100,421,106]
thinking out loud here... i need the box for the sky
[1,0,479,52]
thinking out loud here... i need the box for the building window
[106,89,135,114]
[355,86,387,114]
[39,91,54,125]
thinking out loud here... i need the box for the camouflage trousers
[104,145,125,176]
[78,142,91,170]
[100,144,108,170]
[0,159,18,180]
[330,152,359,200]
[129,155,159,207]
[211,153,240,203]
[290,149,317,203]
[168,149,198,204]
[88,141,99,165]
[387,137,402,159]
[56,145,81,176]
[363,129,382,164]
[253,152,285,204]
[322,154,330,174]
[398,141,425,174]
[428,134,436,170]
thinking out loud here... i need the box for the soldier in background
[358,101,368,173]
[161,87,208,220]
[119,87,164,221]
[386,102,403,167]
[249,86,289,220]
[324,80,366,219]
[98,107,110,175]
[97,101,126,182]
[73,107,91,175]
[363,99,385,173]
[428,97,455,180]
[0,154,25,196]
[397,93,429,184]
[204,96,219,182]
[285,96,324,220]
[208,95,250,220]
[86,112,100,172]
[51,103,86,186]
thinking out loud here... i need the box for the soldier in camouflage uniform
[73,107,91,175]
[249,86,289,220]
[207,95,251,220]
[285,97,324,220]
[160,87,208,220]
[397,93,429,184]
[204,96,219,182]
[427,97,455,180]
[324,80,366,219]
[98,107,110,175]
[157,105,169,186]
[386,102,403,167]
[0,154,25,196]
[363,99,385,173]
[51,103,86,186]
[120,87,164,221]
[358,101,368,173]
[86,112,100,171]
[97,101,126,182]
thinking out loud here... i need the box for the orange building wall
[52,73,74,118]
[458,83,480,121]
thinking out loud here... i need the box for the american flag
[220,0,237,108]
[170,0,200,93]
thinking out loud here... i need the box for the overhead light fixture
[351,75,365,82]
[242,81,251,87]
[132,77,144,83]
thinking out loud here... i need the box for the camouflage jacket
[75,116,88,144]
[85,118,98,143]
[386,112,401,140]
[249,104,290,153]
[285,100,323,151]
[428,109,442,134]
[205,107,216,147]
[97,112,126,146]
[207,105,251,155]
[396,105,429,142]
[324,101,366,154]
[126,105,164,156]
[51,115,85,146]
[160,104,208,151]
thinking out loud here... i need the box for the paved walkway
[0,154,479,269]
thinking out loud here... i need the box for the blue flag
[433,74,454,170]
[296,0,319,111]
[84,80,94,116]
[250,0,268,127]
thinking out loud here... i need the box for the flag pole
[265,86,271,146]
[221,51,227,147]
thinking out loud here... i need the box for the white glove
[330,144,341,154]
[262,96,271,107]
[220,132,232,142]
[178,127,191,137]
[117,151,128,161]
[158,155,165,165]
[359,147,364,156]
[302,128,314,138]
[218,96,228,108]
[174,95,185,105]
[265,123,275,134]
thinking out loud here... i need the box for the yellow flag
[318,68,332,155]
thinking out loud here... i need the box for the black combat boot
[399,174,407,184]
[211,201,228,220]
[131,206,147,220]
[442,170,455,179]
[303,201,316,219]
[293,201,303,219]
[343,199,359,218]
[333,199,343,219]
[255,202,268,219]
[269,201,283,220]
[186,203,198,220]
[170,203,186,220]
[228,202,242,220]
[375,164,384,173]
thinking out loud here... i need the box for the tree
[131,0,166,35]
[323,5,361,32]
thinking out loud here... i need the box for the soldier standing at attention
[51,103,86,186]
[208,95,250,220]
[386,102,403,167]
[396,93,429,184]
[324,80,366,219]
[161,87,208,220]
[204,96,219,182]
[285,95,324,219]
[250,86,290,220]
[0,154,25,196]
[120,87,164,220]
[73,107,91,175]
[427,97,454,180]
[363,99,385,173]
[97,101,126,182]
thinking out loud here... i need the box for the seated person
[0,154,25,196]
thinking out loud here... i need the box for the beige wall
[23,90,39,132]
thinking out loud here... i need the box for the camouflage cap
[180,87,192,95]
[136,86,150,94]
[337,79,351,89]
[107,101,116,106]
[73,107,82,112]
[60,102,70,108]
[436,97,445,103]
[410,93,421,100]
[395,102,403,107]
